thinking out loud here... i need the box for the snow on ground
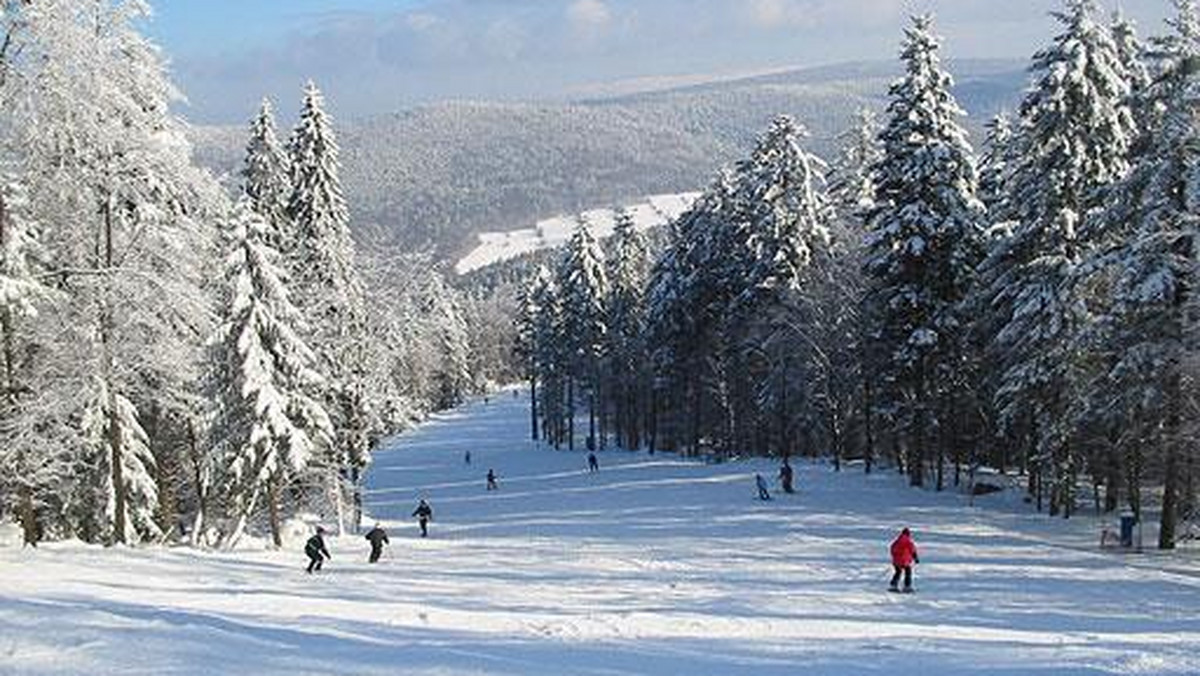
[4,389,1200,675]
[454,193,700,275]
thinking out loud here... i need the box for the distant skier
[364,523,389,563]
[889,527,920,592]
[778,460,794,494]
[755,473,771,501]
[587,452,599,473]
[412,499,433,538]
[305,526,331,574]
[464,450,472,466]
[486,469,498,491]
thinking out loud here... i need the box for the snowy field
[454,193,699,275]
[3,390,1200,675]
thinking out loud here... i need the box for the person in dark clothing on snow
[778,460,794,494]
[412,499,433,537]
[464,450,472,465]
[486,469,498,491]
[364,523,389,563]
[755,473,771,501]
[889,527,920,592]
[587,452,599,472]
[305,526,331,573]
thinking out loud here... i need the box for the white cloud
[747,0,813,29]
[406,12,442,32]
[567,0,612,29]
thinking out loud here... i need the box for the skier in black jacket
[305,526,331,573]
[412,499,433,537]
[364,523,389,563]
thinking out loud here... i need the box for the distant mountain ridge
[187,58,1027,260]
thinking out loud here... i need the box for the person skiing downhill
[486,469,498,491]
[305,526,331,574]
[412,499,433,537]
[755,473,771,500]
[889,527,919,592]
[364,523,389,563]
[587,452,599,472]
[778,460,794,494]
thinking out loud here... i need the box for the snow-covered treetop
[1008,0,1136,256]
[243,98,291,249]
[288,80,356,293]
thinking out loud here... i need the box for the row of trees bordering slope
[516,0,1200,549]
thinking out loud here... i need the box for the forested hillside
[189,59,1024,257]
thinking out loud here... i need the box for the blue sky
[145,0,1172,124]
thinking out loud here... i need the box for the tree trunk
[530,378,538,441]
[268,472,283,548]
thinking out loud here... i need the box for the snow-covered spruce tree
[1101,5,1200,548]
[430,274,473,411]
[830,108,882,217]
[0,170,57,545]
[530,266,566,448]
[863,14,984,489]
[826,110,882,471]
[978,112,1017,219]
[2,0,223,544]
[287,81,371,533]
[606,209,650,450]
[243,98,292,250]
[729,115,834,459]
[643,173,739,455]
[555,217,609,451]
[983,0,1135,516]
[207,200,332,548]
[514,268,542,441]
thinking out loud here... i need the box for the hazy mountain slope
[188,59,1026,258]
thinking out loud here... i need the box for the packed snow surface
[454,193,700,275]
[4,389,1200,675]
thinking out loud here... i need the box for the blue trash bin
[1120,513,1137,548]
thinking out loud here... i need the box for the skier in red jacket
[889,527,919,592]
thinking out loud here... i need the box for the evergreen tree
[606,209,649,450]
[0,170,57,545]
[243,98,292,250]
[863,14,984,489]
[1104,3,1200,547]
[207,199,332,548]
[555,218,609,450]
[287,81,371,532]
[983,0,1136,515]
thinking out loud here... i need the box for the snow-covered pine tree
[863,14,984,489]
[983,0,1136,516]
[287,81,371,533]
[243,98,292,250]
[978,112,1017,220]
[555,217,609,451]
[826,110,882,471]
[1103,3,1200,548]
[430,274,473,411]
[0,170,57,545]
[1,0,223,544]
[514,267,543,441]
[606,209,649,450]
[729,115,835,458]
[829,108,882,217]
[207,199,332,548]
[530,266,566,448]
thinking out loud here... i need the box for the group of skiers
[303,452,922,592]
[755,460,796,500]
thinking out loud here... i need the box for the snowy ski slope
[2,388,1200,675]
[454,193,700,275]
